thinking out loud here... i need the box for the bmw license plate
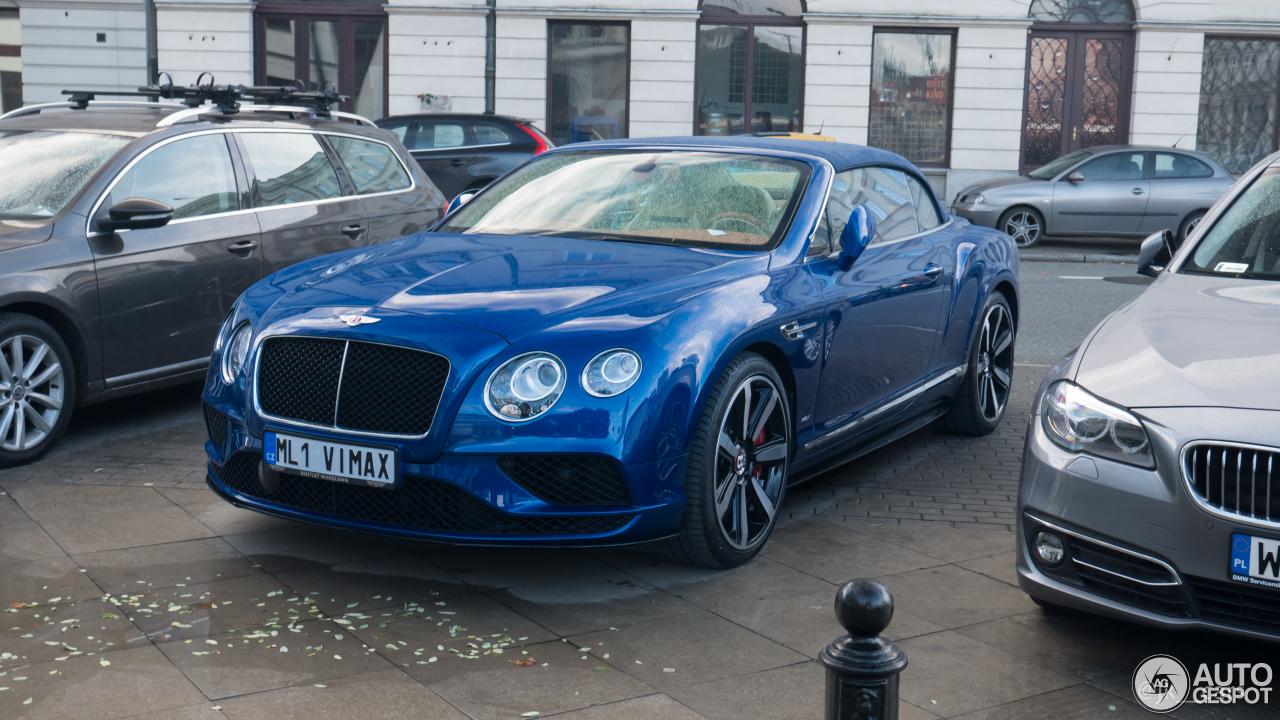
[264,430,398,489]
[1230,533,1280,590]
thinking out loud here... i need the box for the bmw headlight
[1042,381,1153,468]
[220,322,253,384]
[582,349,642,397]
[485,352,566,421]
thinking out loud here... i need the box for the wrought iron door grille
[1029,0,1135,24]
[256,336,449,438]
[1023,37,1069,167]
[1079,39,1123,149]
[1183,443,1280,526]
[209,451,634,536]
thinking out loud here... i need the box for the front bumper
[202,403,687,547]
[1017,408,1280,643]
[950,203,1000,229]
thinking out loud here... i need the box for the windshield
[1027,150,1092,180]
[437,150,812,250]
[0,130,132,220]
[1185,167,1280,280]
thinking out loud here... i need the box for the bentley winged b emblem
[339,314,380,327]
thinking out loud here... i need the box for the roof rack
[156,103,375,128]
[0,99,186,120]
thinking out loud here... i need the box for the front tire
[663,353,790,568]
[0,313,76,468]
[998,207,1044,248]
[1179,210,1206,244]
[936,293,1014,437]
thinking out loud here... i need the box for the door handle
[1131,188,1145,195]
[780,320,818,341]
[923,264,944,279]
[450,159,468,167]
[226,239,257,253]
[341,224,365,238]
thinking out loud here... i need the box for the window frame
[868,26,958,169]
[545,20,632,145]
[1149,151,1215,181]
[1197,35,1280,175]
[809,164,951,260]
[693,4,807,136]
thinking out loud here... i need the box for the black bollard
[820,579,908,720]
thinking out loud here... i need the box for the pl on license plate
[264,430,398,489]
[1230,533,1280,590]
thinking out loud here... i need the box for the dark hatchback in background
[0,89,442,467]
[376,113,553,199]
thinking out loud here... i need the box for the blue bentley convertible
[202,136,1019,567]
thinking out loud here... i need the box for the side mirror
[1137,229,1175,278]
[97,198,173,232]
[446,191,476,215]
[837,204,877,271]
[1066,171,1085,183]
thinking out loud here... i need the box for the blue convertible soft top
[575,135,920,175]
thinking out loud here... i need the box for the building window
[696,1,804,136]
[547,22,629,146]
[869,30,955,167]
[0,9,21,113]
[254,2,387,119]
[1198,37,1280,175]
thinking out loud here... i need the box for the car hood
[0,220,54,252]
[1074,272,1280,410]
[958,175,1040,197]
[266,232,759,342]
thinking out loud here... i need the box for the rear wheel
[663,353,790,568]
[0,313,75,468]
[936,293,1014,436]
[1179,210,1206,243]
[998,207,1044,248]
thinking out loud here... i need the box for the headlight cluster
[221,322,253,383]
[961,193,986,205]
[485,349,641,422]
[1041,381,1153,468]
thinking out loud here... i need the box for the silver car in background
[952,145,1234,248]
[1016,151,1280,641]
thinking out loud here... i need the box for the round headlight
[582,349,642,397]
[1033,531,1066,566]
[221,322,253,383]
[485,352,566,421]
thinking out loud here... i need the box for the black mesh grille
[210,452,633,536]
[1187,576,1280,635]
[336,341,449,435]
[498,456,631,506]
[203,402,229,452]
[1184,444,1280,524]
[256,336,449,436]
[257,337,344,426]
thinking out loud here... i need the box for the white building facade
[5,0,1280,200]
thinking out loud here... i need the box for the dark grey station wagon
[0,93,444,466]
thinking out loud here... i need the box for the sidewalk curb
[1019,250,1139,264]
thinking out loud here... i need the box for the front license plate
[264,430,399,489]
[1230,533,1280,590]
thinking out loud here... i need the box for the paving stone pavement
[0,369,1274,720]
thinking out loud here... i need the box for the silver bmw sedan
[952,145,1234,248]
[1017,151,1280,641]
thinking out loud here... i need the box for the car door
[465,120,517,190]
[234,131,369,276]
[1051,151,1150,234]
[88,132,263,383]
[402,120,474,199]
[1138,151,1225,234]
[807,167,947,440]
[325,133,436,245]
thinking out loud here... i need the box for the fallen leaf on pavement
[507,657,536,667]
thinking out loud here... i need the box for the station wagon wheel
[0,314,76,468]
[663,353,791,568]
[935,293,1014,437]
[999,207,1044,248]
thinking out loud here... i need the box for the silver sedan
[951,145,1234,248]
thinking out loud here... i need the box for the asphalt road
[1016,260,1151,366]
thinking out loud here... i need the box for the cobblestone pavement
[2,362,1275,720]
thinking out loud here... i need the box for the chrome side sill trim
[803,364,965,451]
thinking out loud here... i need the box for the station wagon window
[1153,152,1213,179]
[472,123,511,145]
[828,166,918,245]
[240,133,342,207]
[406,122,466,150]
[1075,152,1145,181]
[105,134,239,221]
[326,136,411,195]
